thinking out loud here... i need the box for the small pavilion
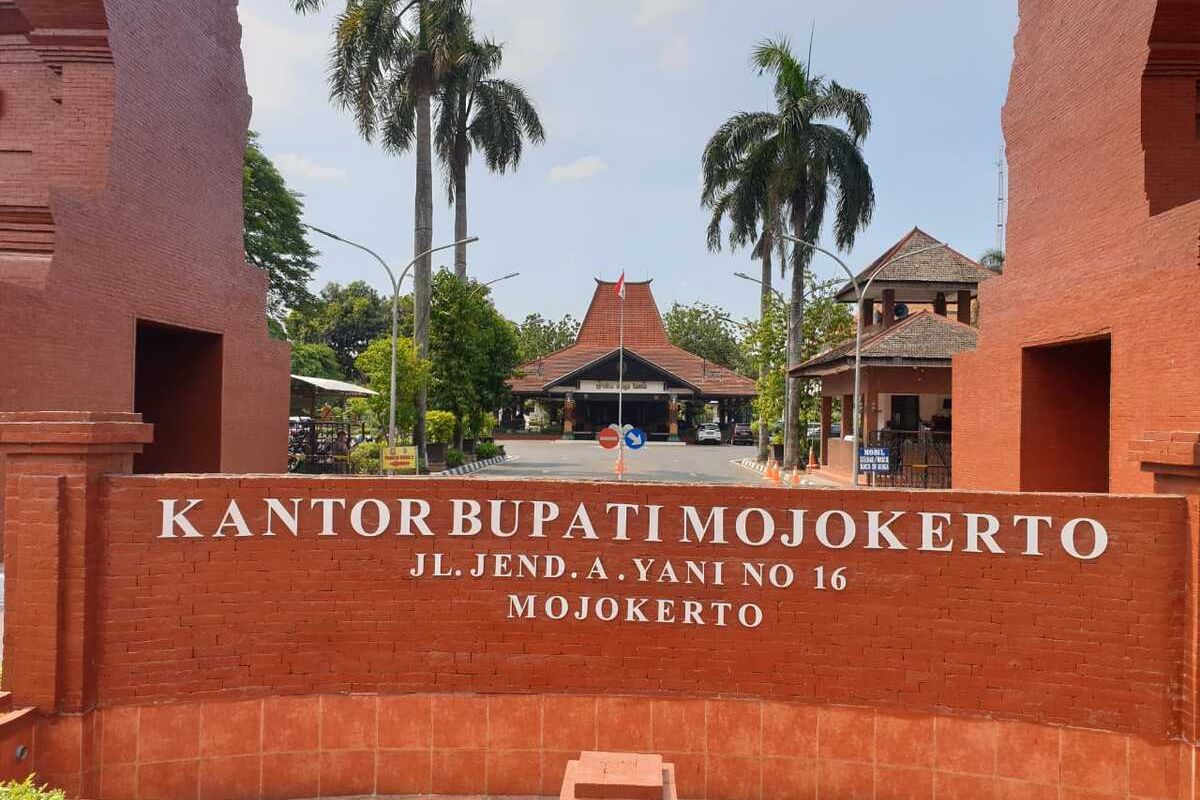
[509,279,756,441]
[792,228,995,482]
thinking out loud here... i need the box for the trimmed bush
[426,410,457,444]
[446,448,465,469]
[474,441,500,460]
[350,441,382,474]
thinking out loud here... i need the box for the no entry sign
[598,426,620,450]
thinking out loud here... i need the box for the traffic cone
[789,466,803,487]
[614,453,626,477]
[763,458,776,482]
[770,461,783,486]
[807,446,819,471]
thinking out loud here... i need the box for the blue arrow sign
[624,428,647,450]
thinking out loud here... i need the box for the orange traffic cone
[807,446,819,471]
[789,466,803,487]
[770,461,783,486]
[614,453,626,477]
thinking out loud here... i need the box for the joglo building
[508,280,756,441]
[0,1,1199,800]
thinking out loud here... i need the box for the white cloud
[634,0,690,28]
[547,156,609,183]
[273,153,349,182]
[238,7,328,121]
[658,34,690,72]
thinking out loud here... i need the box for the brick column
[1130,431,1200,744]
[0,412,152,713]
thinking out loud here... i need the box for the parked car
[729,423,755,445]
[805,422,843,438]
[697,422,723,445]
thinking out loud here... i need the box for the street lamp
[781,234,948,485]
[483,271,520,287]
[304,225,479,466]
[734,272,786,304]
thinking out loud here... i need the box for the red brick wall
[954,0,1200,493]
[0,0,288,487]
[89,476,1187,740]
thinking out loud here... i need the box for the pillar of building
[668,395,679,442]
[882,290,896,328]
[562,394,575,440]
[933,292,948,316]
[862,298,876,327]
[0,412,153,714]
[957,290,973,324]
[841,394,853,434]
[1131,431,1200,741]
[819,395,832,466]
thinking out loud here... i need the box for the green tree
[436,33,545,278]
[354,336,429,440]
[514,313,580,361]
[745,276,852,449]
[429,270,520,447]
[290,342,343,379]
[243,131,318,324]
[980,247,1005,273]
[663,302,747,374]
[301,0,470,462]
[287,281,402,378]
[702,37,874,468]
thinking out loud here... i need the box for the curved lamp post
[304,225,479,465]
[780,235,948,484]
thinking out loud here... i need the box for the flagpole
[617,275,625,480]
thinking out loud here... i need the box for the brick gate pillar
[0,412,153,713]
[1131,431,1200,749]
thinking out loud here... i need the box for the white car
[697,423,723,444]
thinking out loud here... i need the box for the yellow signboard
[382,446,417,473]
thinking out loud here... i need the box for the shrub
[474,441,500,460]
[446,448,465,469]
[350,441,382,474]
[467,410,497,439]
[0,776,66,800]
[426,410,457,444]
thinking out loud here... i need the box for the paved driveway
[477,440,834,486]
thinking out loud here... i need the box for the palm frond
[813,81,872,143]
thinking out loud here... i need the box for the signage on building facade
[155,495,1111,631]
[381,446,417,473]
[579,380,664,393]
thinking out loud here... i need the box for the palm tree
[297,0,468,465]
[434,34,545,279]
[702,158,782,462]
[701,37,874,469]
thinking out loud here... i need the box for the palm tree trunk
[784,205,807,470]
[453,135,469,279]
[757,241,772,463]
[413,56,435,469]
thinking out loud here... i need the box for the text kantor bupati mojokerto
[156,496,1111,629]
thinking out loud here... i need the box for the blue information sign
[624,428,647,450]
[859,446,891,474]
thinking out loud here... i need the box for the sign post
[382,445,418,474]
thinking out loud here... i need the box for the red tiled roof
[510,280,757,397]
[791,310,979,376]
[576,279,671,348]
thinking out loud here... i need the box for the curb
[436,454,512,477]
[734,457,769,476]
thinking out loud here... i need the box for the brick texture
[0,0,290,544]
[954,0,1200,493]
[87,476,1187,740]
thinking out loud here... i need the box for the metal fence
[865,429,952,489]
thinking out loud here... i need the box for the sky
[238,0,1018,325]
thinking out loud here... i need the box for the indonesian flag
[614,271,626,298]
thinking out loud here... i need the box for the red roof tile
[791,310,979,376]
[510,280,757,398]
